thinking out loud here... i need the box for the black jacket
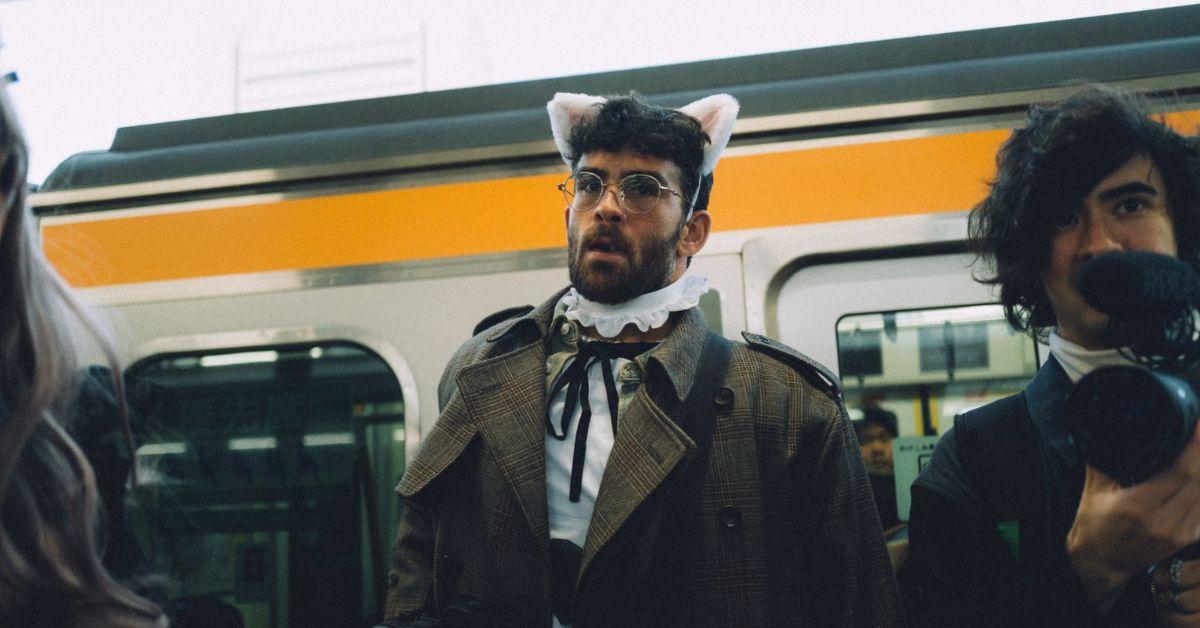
[903,358,1155,626]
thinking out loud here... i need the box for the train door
[123,332,413,627]
[742,213,1042,532]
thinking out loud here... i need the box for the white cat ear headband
[546,92,740,208]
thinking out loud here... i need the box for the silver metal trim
[32,139,559,208]
[735,73,1200,135]
[33,72,1200,209]
[131,325,424,459]
[740,212,972,338]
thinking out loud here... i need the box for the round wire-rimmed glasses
[557,171,685,215]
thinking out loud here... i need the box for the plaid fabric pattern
[386,289,904,627]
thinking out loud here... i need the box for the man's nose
[1080,216,1122,259]
[592,185,625,223]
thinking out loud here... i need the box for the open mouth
[586,236,624,256]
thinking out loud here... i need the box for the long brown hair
[0,81,164,626]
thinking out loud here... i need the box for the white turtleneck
[1047,331,1137,383]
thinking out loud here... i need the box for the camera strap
[645,331,733,622]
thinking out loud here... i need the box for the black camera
[1065,251,1200,485]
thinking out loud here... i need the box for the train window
[837,305,1038,436]
[126,342,405,628]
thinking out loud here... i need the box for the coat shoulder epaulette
[742,331,843,398]
[473,305,535,336]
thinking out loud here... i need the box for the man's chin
[575,281,633,305]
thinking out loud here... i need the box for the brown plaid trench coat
[384,289,903,626]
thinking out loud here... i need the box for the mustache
[581,225,630,252]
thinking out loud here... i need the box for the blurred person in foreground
[903,86,1200,626]
[0,76,165,626]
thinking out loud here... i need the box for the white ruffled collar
[1047,331,1136,384]
[561,275,708,338]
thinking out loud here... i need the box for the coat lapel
[578,307,710,579]
[456,341,551,549]
[579,387,693,577]
[451,292,570,551]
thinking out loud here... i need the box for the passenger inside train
[380,91,902,627]
[0,78,165,626]
[905,86,1200,626]
[853,405,902,536]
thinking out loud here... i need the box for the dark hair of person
[854,405,899,440]
[565,93,714,219]
[0,82,163,626]
[969,85,1200,336]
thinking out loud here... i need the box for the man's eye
[1117,197,1147,214]
[623,177,660,199]
[576,177,603,194]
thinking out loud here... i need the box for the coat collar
[485,287,569,344]
[645,307,709,402]
[1025,356,1079,468]
[490,286,710,402]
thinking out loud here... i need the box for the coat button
[718,505,742,529]
[714,387,734,407]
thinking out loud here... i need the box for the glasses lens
[568,172,604,210]
[619,174,662,214]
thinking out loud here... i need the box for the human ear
[678,211,711,258]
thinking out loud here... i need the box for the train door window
[771,252,1042,533]
[126,342,405,628]
[837,305,1039,437]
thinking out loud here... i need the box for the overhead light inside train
[228,436,278,451]
[199,350,279,367]
[302,432,354,447]
[136,442,187,456]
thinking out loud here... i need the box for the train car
[32,6,1200,625]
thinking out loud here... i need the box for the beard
[567,224,679,305]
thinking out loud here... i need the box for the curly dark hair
[970,86,1200,336]
[566,93,713,217]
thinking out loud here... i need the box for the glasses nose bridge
[589,179,629,214]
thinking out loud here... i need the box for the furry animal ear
[547,92,607,166]
[678,94,739,174]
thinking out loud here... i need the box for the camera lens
[1065,366,1199,485]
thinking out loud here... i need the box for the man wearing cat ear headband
[379,93,902,627]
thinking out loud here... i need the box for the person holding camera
[903,86,1200,626]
